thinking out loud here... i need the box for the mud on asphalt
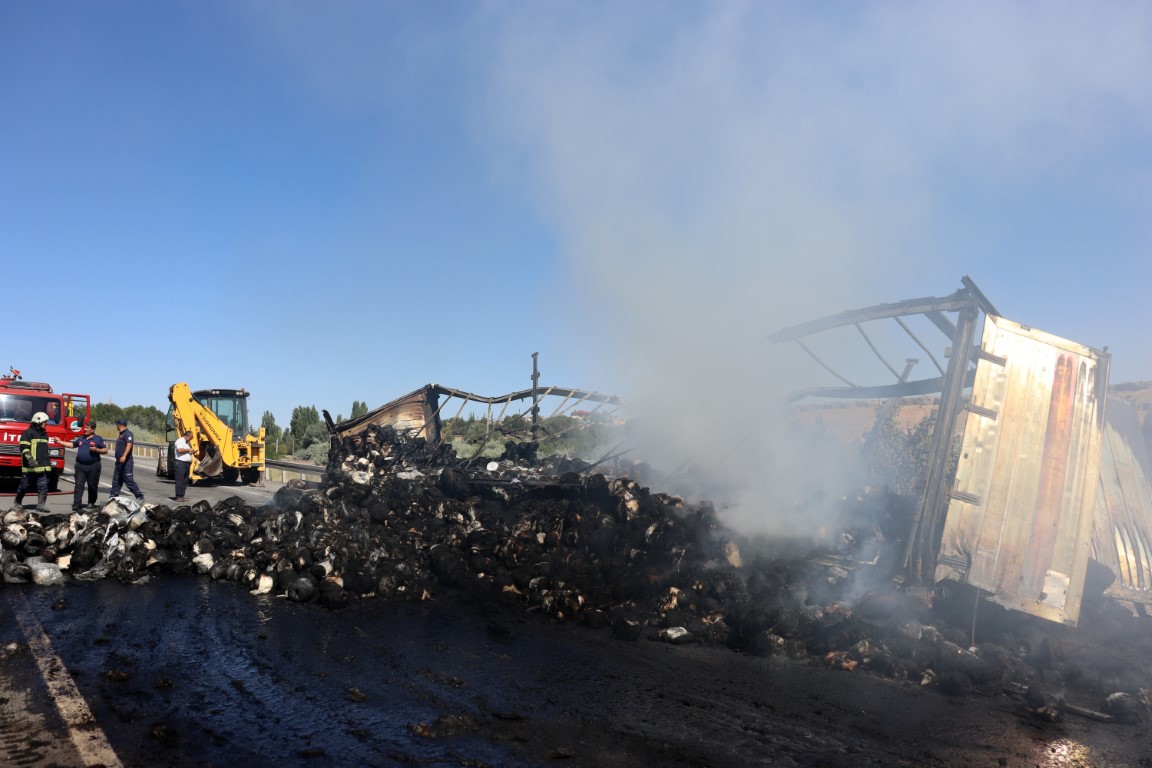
[0,574,1149,768]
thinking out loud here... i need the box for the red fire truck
[0,370,91,492]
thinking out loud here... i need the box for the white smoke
[228,2,1152,534]
[476,1,1152,534]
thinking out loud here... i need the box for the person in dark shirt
[70,420,108,511]
[109,418,144,502]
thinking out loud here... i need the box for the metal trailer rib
[854,322,902,380]
[894,315,946,375]
[470,395,516,459]
[796,339,857,388]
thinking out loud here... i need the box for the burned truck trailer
[324,383,624,455]
[770,276,1152,627]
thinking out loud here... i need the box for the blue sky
[4,1,1151,445]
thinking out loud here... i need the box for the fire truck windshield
[0,394,62,423]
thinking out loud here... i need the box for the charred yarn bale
[933,640,997,696]
[1023,684,1065,721]
[272,481,309,511]
[317,578,349,608]
[1104,692,1145,723]
[2,557,32,584]
[69,541,102,572]
[23,530,48,556]
[341,566,377,596]
[2,524,28,549]
[973,642,1034,688]
[500,440,539,466]
[285,571,319,603]
[437,468,472,499]
[726,593,806,654]
[612,616,644,642]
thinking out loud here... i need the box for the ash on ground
[4,424,1150,725]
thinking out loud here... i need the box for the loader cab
[194,388,251,436]
[164,388,251,443]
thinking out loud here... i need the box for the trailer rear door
[934,315,1109,626]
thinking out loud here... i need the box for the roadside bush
[298,439,332,465]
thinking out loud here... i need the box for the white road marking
[11,593,124,768]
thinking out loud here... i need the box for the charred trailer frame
[325,386,444,448]
[326,383,624,457]
[768,276,1143,627]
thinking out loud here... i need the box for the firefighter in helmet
[15,411,53,510]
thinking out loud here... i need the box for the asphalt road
[4,573,1151,768]
[0,452,281,513]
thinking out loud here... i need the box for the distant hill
[788,397,936,446]
[1111,381,1152,456]
[1111,380,1152,414]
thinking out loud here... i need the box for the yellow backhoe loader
[157,383,265,484]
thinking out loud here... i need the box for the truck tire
[241,468,262,485]
[164,443,176,480]
[221,466,239,484]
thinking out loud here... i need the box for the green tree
[124,404,165,434]
[87,401,167,440]
[261,410,281,442]
[260,410,283,458]
[351,400,368,419]
[290,405,320,443]
[301,421,329,450]
[299,440,331,464]
[91,402,124,426]
[464,417,491,443]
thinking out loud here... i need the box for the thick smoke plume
[479,2,1152,535]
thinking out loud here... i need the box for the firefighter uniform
[15,420,52,510]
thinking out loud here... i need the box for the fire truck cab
[0,375,91,492]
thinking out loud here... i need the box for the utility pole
[530,352,540,442]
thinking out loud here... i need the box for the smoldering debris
[4,423,1152,723]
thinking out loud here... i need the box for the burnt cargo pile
[4,423,1152,721]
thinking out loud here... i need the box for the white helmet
[31,412,49,425]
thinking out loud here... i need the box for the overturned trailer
[770,276,1152,627]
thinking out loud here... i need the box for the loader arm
[168,382,265,483]
[169,383,232,481]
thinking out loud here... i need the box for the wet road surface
[4,572,1152,768]
[1,578,540,767]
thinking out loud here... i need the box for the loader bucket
[196,452,223,478]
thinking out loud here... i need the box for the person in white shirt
[173,429,195,502]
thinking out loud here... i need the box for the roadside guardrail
[263,459,324,484]
[136,442,324,483]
